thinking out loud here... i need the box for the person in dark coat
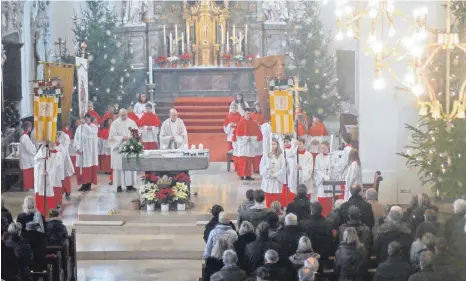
[339,185,375,229]
[204,204,236,243]
[2,224,19,281]
[407,251,440,281]
[272,213,307,258]
[334,227,367,281]
[432,238,463,280]
[239,190,273,228]
[22,222,47,272]
[409,194,439,237]
[265,212,281,239]
[373,241,414,281]
[403,195,419,223]
[1,196,14,225]
[5,222,34,281]
[327,199,345,230]
[302,257,330,281]
[16,196,46,235]
[415,210,441,239]
[299,202,334,259]
[374,206,413,264]
[203,237,230,281]
[211,250,247,281]
[444,199,466,259]
[45,209,69,246]
[255,249,290,281]
[244,222,282,274]
[238,189,255,212]
[234,221,256,271]
[286,186,311,221]
[338,206,372,251]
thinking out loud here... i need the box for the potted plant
[233,55,244,67]
[173,182,189,211]
[180,53,192,68]
[154,56,168,68]
[245,55,254,67]
[139,182,158,211]
[156,175,174,211]
[168,56,180,68]
[120,128,144,166]
[222,53,233,67]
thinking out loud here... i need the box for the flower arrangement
[221,53,233,62]
[173,172,191,184]
[173,182,189,203]
[137,173,191,210]
[121,127,144,165]
[246,55,254,62]
[233,55,244,62]
[140,182,158,205]
[179,53,192,63]
[168,56,179,63]
[156,187,174,204]
[154,56,168,67]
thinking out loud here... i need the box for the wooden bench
[45,251,63,281]
[31,264,53,281]
[68,229,78,281]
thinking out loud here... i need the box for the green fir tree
[287,0,340,120]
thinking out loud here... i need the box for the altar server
[309,115,328,139]
[99,119,112,174]
[314,141,333,216]
[138,103,161,150]
[232,108,263,180]
[19,121,36,190]
[87,102,101,127]
[34,143,60,216]
[224,104,242,171]
[101,105,115,126]
[336,133,353,199]
[133,93,155,119]
[160,109,188,150]
[260,138,287,207]
[48,142,65,207]
[57,131,74,200]
[108,109,138,192]
[251,102,266,125]
[344,149,363,201]
[229,93,249,116]
[74,114,99,192]
[286,138,314,203]
[127,106,140,124]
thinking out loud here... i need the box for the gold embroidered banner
[44,63,74,125]
[269,89,294,134]
[34,95,59,143]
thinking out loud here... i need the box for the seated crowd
[203,186,466,281]
[1,196,70,281]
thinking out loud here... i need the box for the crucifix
[54,37,67,64]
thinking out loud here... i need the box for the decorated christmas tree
[71,0,134,116]
[287,1,340,119]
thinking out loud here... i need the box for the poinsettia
[154,56,168,65]
[173,172,191,184]
[180,53,192,63]
[222,53,232,61]
[246,55,254,61]
[156,187,174,204]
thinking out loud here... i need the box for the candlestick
[148,56,153,84]
[175,25,178,45]
[181,32,185,52]
[187,23,190,43]
[163,25,166,46]
[169,33,173,54]
[233,24,236,45]
[221,24,224,44]
[245,24,248,53]
[226,31,229,52]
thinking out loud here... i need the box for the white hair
[222,249,238,265]
[453,199,466,214]
[218,212,229,224]
[8,222,22,236]
[388,205,403,222]
[303,257,319,273]
[297,236,313,253]
[334,199,345,210]
[239,221,254,235]
[285,213,298,226]
[298,268,315,281]
[264,249,279,264]
[119,108,127,115]
[22,196,36,214]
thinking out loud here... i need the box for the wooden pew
[46,242,69,281]
[68,229,78,281]
[31,264,53,281]
[45,251,63,281]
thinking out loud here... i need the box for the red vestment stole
[138,112,161,127]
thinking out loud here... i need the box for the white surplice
[344,161,363,201]
[260,153,286,194]
[19,133,36,169]
[286,146,314,196]
[34,147,62,194]
[314,153,333,198]
[57,132,75,178]
[229,101,250,116]
[74,123,99,168]
[159,118,188,150]
[140,126,159,143]
[108,117,139,187]
[133,101,155,119]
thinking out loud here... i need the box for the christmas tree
[71,0,134,116]
[287,1,340,120]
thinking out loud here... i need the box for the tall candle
[169,33,173,54]
[175,25,178,45]
[186,23,190,43]
[239,31,242,47]
[181,32,185,52]
[163,25,166,46]
[148,56,153,84]
[226,31,229,52]
[221,24,224,44]
[233,24,236,45]
[245,24,248,53]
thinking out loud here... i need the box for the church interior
[1,0,466,281]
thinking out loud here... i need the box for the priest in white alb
[314,141,333,216]
[74,114,99,192]
[108,109,139,193]
[160,109,188,150]
[285,138,314,204]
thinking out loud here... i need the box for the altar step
[76,212,237,223]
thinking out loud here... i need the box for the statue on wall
[262,0,288,23]
[124,0,149,25]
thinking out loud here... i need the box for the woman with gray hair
[5,222,34,280]
[335,227,367,281]
[16,196,45,233]
[234,221,256,271]
[289,236,321,271]
[203,237,232,281]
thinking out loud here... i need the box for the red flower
[154,56,168,64]
[150,174,159,182]
[167,187,174,196]
[222,53,232,61]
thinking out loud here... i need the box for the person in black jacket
[432,238,464,280]
[299,202,334,259]
[2,223,19,281]
[45,209,69,246]
[286,186,311,221]
[409,194,438,237]
[444,199,466,260]
[211,250,247,281]
[234,221,256,271]
[334,227,367,281]
[16,196,46,234]
[339,185,375,229]
[373,241,414,281]
[244,222,282,274]
[204,204,236,243]
[407,251,440,281]
[273,213,307,258]
[1,196,13,225]
[338,206,372,251]
[23,222,47,272]
[5,222,34,281]
[255,249,290,281]
[402,195,419,223]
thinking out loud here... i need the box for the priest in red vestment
[87,102,101,127]
[309,115,328,137]
[232,108,263,180]
[138,103,161,149]
[251,103,266,125]
[101,105,115,126]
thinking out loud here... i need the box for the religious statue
[124,0,148,24]
[235,33,244,56]
[262,0,288,23]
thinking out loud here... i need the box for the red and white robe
[19,132,36,190]
[232,118,263,178]
[57,132,75,195]
[98,127,112,173]
[34,147,60,217]
[260,153,287,207]
[252,113,266,174]
[314,153,333,216]
[223,112,242,171]
[286,147,314,204]
[138,111,161,150]
[74,123,99,185]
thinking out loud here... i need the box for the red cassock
[128,112,140,124]
[98,128,111,173]
[88,110,101,126]
[101,112,114,126]
[232,118,263,177]
[308,121,328,137]
[138,112,161,150]
[223,112,242,151]
[251,112,266,125]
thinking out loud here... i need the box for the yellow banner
[270,90,294,134]
[34,95,59,143]
[44,63,74,126]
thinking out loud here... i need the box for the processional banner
[44,63,74,125]
[269,79,294,135]
[75,57,88,118]
[34,95,59,143]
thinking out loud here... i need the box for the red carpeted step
[179,112,226,119]
[175,105,229,113]
[188,127,224,133]
[183,119,225,127]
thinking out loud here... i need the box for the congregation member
[444,199,466,259]
[273,213,306,258]
[45,209,69,246]
[19,121,36,190]
[210,250,247,281]
[16,196,45,232]
[260,138,287,207]
[1,222,19,281]
[133,93,155,118]
[289,236,321,273]
[338,206,372,250]
[5,222,34,281]
[373,241,414,281]
[301,257,329,281]
[203,237,231,281]
[314,141,333,216]
[244,222,281,274]
[22,221,47,272]
[98,118,113,177]
[57,130,74,200]
[339,185,375,229]
[34,144,60,216]
[1,197,13,226]
[265,211,281,238]
[286,138,314,203]
[87,102,101,127]
[204,205,236,243]
[229,93,249,116]
[224,103,242,170]
[432,238,463,279]
[108,109,138,192]
[328,199,345,231]
[126,106,140,123]
[286,186,311,221]
[232,108,263,180]
[334,227,367,281]
[256,249,290,281]
[410,232,436,270]
[409,194,439,235]
[299,202,334,259]
[238,190,273,228]
[415,209,441,238]
[234,221,256,271]
[365,188,386,235]
[138,103,161,149]
[204,212,237,258]
[343,149,362,201]
[407,251,439,281]
[160,109,188,149]
[238,189,255,213]
[74,114,99,192]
